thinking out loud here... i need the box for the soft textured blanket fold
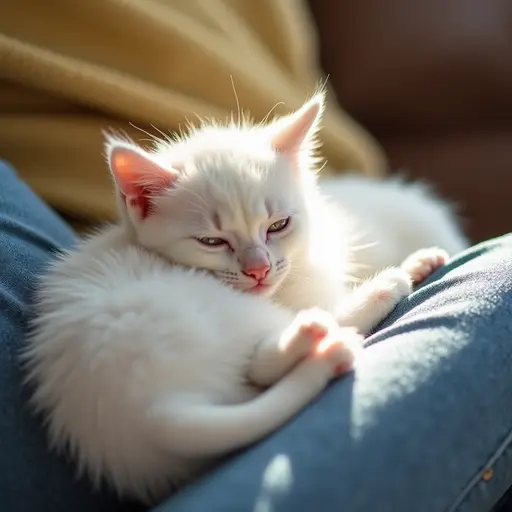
[0,0,386,224]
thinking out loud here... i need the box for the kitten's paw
[293,324,362,389]
[295,308,338,344]
[283,309,362,377]
[367,268,413,305]
[281,308,337,353]
[314,327,363,377]
[401,247,449,284]
[336,268,413,335]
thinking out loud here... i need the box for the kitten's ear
[105,138,178,219]
[270,92,325,164]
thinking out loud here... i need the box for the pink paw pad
[402,248,449,284]
[317,327,363,375]
[298,321,328,344]
[294,308,338,347]
[334,360,354,376]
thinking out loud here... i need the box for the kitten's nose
[242,262,270,281]
[240,246,271,281]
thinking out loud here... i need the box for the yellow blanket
[0,0,386,225]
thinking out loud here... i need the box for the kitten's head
[105,93,324,297]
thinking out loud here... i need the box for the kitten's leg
[401,247,449,285]
[337,247,449,335]
[336,268,413,334]
[152,324,362,457]
[248,308,343,387]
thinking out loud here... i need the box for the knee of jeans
[469,235,512,278]
[493,233,512,252]
[435,233,512,288]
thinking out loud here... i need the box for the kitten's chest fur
[273,201,352,312]
[274,257,347,312]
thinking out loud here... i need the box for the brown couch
[309,0,512,243]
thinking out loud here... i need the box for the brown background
[309,0,512,242]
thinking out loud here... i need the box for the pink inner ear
[109,146,177,219]
[270,99,322,156]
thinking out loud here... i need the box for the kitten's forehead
[159,125,276,164]
[157,151,296,235]
[155,125,294,196]
[187,149,294,208]
[192,148,273,182]
[154,126,300,232]
[191,169,287,233]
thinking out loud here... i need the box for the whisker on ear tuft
[150,124,173,142]
[129,124,166,146]
[230,75,241,129]
[259,102,285,127]
[316,160,328,175]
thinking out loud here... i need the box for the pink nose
[243,263,270,281]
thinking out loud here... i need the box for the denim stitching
[446,426,512,512]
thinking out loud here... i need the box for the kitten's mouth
[245,282,277,296]
[249,283,271,294]
[225,278,278,297]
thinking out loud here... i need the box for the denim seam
[445,425,512,512]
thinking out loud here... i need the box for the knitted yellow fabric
[0,0,386,224]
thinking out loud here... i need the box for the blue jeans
[0,160,510,512]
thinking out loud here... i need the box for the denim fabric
[0,162,143,512]
[0,159,510,512]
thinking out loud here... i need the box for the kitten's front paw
[294,308,338,344]
[281,308,336,354]
[313,327,363,377]
[284,308,362,377]
[290,324,362,398]
[401,247,449,285]
[368,268,413,305]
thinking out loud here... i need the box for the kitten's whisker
[176,123,188,141]
[286,267,314,283]
[317,160,328,174]
[138,138,161,145]
[150,124,173,143]
[230,75,241,129]
[128,123,164,145]
[346,227,376,247]
[344,274,363,284]
[348,261,371,270]
[259,102,285,126]
[188,113,207,130]
[350,241,379,252]
[179,185,211,212]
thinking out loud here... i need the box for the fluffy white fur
[22,92,468,504]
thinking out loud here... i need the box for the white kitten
[22,92,465,503]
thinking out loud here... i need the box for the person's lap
[0,160,510,512]
[0,162,143,512]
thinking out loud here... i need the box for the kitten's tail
[150,357,336,457]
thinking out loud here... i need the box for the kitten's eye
[197,237,227,247]
[267,217,291,233]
